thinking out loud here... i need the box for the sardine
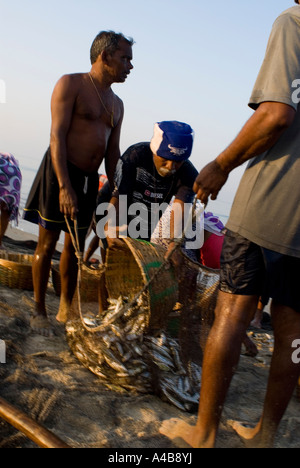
[150,351,175,372]
[127,366,146,377]
[122,351,133,363]
[83,317,98,327]
[114,341,124,357]
[150,343,172,361]
[161,386,186,412]
[171,385,199,405]
[88,366,108,379]
[102,348,129,374]
[133,345,143,357]
[110,324,124,339]
[126,333,140,342]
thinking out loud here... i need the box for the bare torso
[64,73,123,173]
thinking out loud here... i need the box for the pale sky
[0,0,294,218]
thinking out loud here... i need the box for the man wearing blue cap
[97,121,197,247]
[95,121,198,310]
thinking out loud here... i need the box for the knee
[36,234,60,258]
[214,293,258,333]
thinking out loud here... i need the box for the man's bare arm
[50,74,79,220]
[194,101,296,205]
[105,99,124,188]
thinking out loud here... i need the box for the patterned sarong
[0,152,22,222]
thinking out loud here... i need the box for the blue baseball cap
[150,121,194,162]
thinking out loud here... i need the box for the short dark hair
[90,31,134,64]
[295,0,299,4]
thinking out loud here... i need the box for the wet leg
[56,231,86,323]
[160,291,258,447]
[31,225,60,336]
[233,301,300,447]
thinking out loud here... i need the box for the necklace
[88,73,115,128]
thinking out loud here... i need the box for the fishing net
[65,238,220,412]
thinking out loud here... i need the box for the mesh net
[66,239,220,412]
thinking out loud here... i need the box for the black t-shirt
[100,142,198,240]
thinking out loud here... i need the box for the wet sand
[0,228,299,448]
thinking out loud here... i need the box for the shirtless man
[24,31,134,336]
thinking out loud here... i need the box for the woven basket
[0,252,34,290]
[52,263,104,302]
[105,238,178,330]
[176,253,220,367]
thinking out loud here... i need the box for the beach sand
[0,227,299,449]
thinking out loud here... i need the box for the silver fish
[88,366,108,379]
[110,324,124,339]
[83,317,98,327]
[126,333,140,342]
[103,348,129,375]
[150,343,172,361]
[161,386,186,412]
[133,345,143,357]
[170,345,186,375]
[114,341,125,357]
[121,351,133,363]
[150,351,175,372]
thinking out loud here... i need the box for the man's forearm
[193,102,296,204]
[216,101,296,173]
[50,136,71,190]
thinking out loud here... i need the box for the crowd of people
[1,1,300,449]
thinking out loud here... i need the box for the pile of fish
[66,296,201,412]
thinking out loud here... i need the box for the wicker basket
[0,252,34,290]
[105,238,178,330]
[52,263,104,302]
[176,253,220,367]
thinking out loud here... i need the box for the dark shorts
[220,229,300,313]
[23,148,99,234]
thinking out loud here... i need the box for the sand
[0,227,299,449]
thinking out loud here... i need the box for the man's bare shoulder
[56,72,87,85]
[54,73,87,93]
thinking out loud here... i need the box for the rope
[64,197,201,334]
[64,217,93,333]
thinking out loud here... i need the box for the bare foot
[30,314,55,337]
[159,418,206,448]
[56,297,71,324]
[229,420,271,448]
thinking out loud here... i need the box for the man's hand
[193,160,229,205]
[59,186,78,221]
